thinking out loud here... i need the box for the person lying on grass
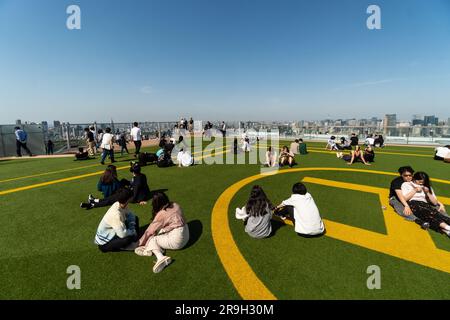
[81,162,150,210]
[94,188,139,252]
[134,192,190,273]
[274,182,325,237]
[401,171,450,238]
[235,185,274,239]
[336,145,371,165]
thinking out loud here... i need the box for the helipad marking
[211,167,450,300]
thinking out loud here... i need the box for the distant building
[424,115,438,126]
[15,119,21,126]
[383,114,397,135]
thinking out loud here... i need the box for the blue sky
[1,0,450,123]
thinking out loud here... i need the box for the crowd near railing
[0,121,449,157]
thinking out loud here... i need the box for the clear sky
[1,0,450,124]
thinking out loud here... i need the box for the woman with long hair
[235,185,274,239]
[135,192,189,273]
[279,146,295,168]
[401,171,450,237]
[338,145,370,165]
[265,147,277,167]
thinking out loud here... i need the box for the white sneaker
[153,256,172,273]
[134,246,153,257]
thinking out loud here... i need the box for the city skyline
[2,0,450,123]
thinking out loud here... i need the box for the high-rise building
[424,115,438,126]
[383,114,397,135]
[15,119,21,126]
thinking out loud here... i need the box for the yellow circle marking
[211,167,450,300]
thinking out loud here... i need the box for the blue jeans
[101,149,114,163]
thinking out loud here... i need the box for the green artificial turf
[0,140,449,299]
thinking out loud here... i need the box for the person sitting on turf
[401,171,450,237]
[75,147,90,161]
[290,139,300,155]
[279,146,295,168]
[235,185,274,239]
[326,136,340,151]
[96,165,122,198]
[374,134,385,148]
[274,182,325,237]
[264,147,277,167]
[299,139,308,155]
[134,192,190,273]
[81,163,150,209]
[350,133,359,148]
[337,145,371,165]
[339,137,352,150]
[94,188,139,252]
[434,145,450,161]
[365,134,375,147]
[363,146,375,163]
[176,148,194,167]
[389,166,418,222]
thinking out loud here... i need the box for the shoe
[100,162,105,165]
[421,222,430,230]
[135,246,153,257]
[153,256,172,273]
[88,194,95,204]
[80,202,93,210]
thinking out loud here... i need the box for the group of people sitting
[264,139,308,168]
[336,145,375,165]
[235,183,325,239]
[81,162,190,273]
[389,166,450,237]
[136,136,194,168]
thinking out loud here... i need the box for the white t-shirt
[436,147,450,158]
[101,133,114,150]
[130,127,142,141]
[282,193,325,235]
[366,138,375,145]
[401,181,434,203]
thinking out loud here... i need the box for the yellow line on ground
[0,163,102,183]
[0,146,228,196]
[211,167,450,300]
[306,147,432,158]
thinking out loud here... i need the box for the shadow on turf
[267,219,287,237]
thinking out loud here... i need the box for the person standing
[350,133,359,148]
[47,139,54,155]
[14,126,32,157]
[84,128,96,157]
[220,121,227,138]
[131,122,142,155]
[119,131,129,156]
[100,127,116,165]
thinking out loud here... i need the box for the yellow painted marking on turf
[0,163,102,183]
[0,146,228,196]
[211,167,450,300]
[307,147,432,158]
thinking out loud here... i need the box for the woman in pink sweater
[135,192,190,273]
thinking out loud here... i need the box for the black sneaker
[80,202,93,210]
[421,222,430,230]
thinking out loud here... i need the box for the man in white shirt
[275,183,325,237]
[100,127,116,165]
[435,145,450,161]
[130,122,142,156]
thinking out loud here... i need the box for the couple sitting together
[265,146,298,168]
[235,183,325,238]
[389,166,450,237]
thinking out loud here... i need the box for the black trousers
[134,141,142,154]
[98,216,140,252]
[409,200,450,233]
[16,140,32,156]
[274,205,325,238]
